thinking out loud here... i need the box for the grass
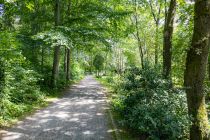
[0,100,48,128]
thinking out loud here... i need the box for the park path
[1,76,114,140]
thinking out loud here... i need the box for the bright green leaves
[33,30,72,48]
[26,2,34,12]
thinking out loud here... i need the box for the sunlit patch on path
[0,76,114,140]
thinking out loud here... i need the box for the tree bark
[64,47,67,73]
[51,0,61,87]
[133,0,144,69]
[0,59,5,94]
[209,58,210,80]
[162,0,176,79]
[155,24,159,65]
[51,46,61,87]
[66,48,71,81]
[41,45,44,72]
[184,1,210,139]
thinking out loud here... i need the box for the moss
[197,102,210,139]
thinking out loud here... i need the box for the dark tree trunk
[209,59,210,80]
[155,24,159,65]
[208,54,210,80]
[51,46,61,87]
[0,59,5,94]
[90,52,93,73]
[54,0,61,27]
[133,0,144,69]
[41,46,44,72]
[162,0,176,79]
[184,1,210,139]
[104,51,108,75]
[51,0,61,87]
[64,47,67,73]
[66,48,71,81]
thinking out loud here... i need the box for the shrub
[71,61,85,80]
[112,66,190,139]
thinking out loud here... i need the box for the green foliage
[0,31,45,126]
[71,61,85,80]
[33,30,72,48]
[0,0,209,137]
[93,54,105,71]
[112,66,190,139]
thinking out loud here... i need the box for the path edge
[101,87,121,140]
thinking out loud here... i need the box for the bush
[71,61,84,80]
[0,32,46,126]
[112,66,190,139]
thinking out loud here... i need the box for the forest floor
[0,76,116,140]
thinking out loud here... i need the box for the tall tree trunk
[0,59,5,94]
[51,0,61,87]
[209,59,210,80]
[64,47,67,73]
[184,1,210,139]
[155,24,159,65]
[162,0,176,79]
[66,48,71,81]
[41,46,44,72]
[134,0,144,69]
[148,0,161,65]
[90,52,93,73]
[104,51,108,75]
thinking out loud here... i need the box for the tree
[184,1,210,139]
[132,0,144,69]
[0,59,5,94]
[51,0,61,87]
[93,54,105,77]
[162,0,176,79]
[66,48,71,81]
[148,0,162,65]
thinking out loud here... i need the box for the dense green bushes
[0,32,45,126]
[71,61,85,80]
[0,31,84,126]
[103,67,190,139]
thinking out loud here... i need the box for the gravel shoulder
[0,76,114,140]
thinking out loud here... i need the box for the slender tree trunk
[52,46,61,87]
[155,23,159,65]
[104,51,108,75]
[134,0,144,69]
[51,0,61,87]
[0,59,5,94]
[184,1,210,139]
[41,46,44,72]
[209,59,210,80]
[64,47,67,73]
[90,52,93,73]
[148,0,161,65]
[162,0,176,79]
[135,17,144,69]
[208,55,210,80]
[66,48,71,81]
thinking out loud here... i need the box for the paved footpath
[1,76,114,140]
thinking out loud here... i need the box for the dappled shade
[1,76,114,140]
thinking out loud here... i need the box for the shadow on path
[1,76,114,140]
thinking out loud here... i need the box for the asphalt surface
[1,76,114,140]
